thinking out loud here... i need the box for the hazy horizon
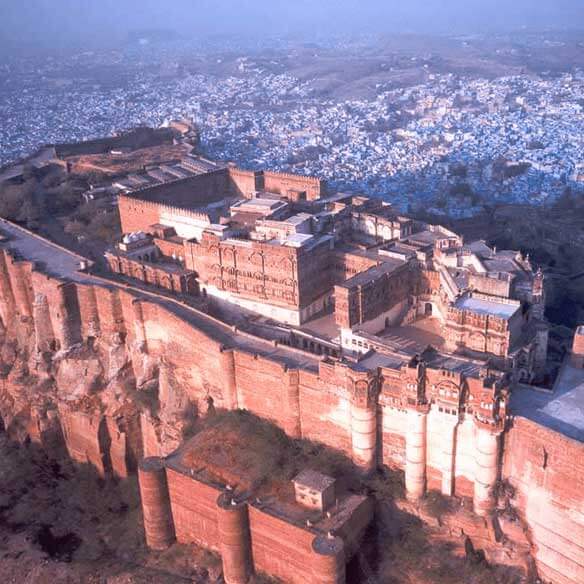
[1,0,584,51]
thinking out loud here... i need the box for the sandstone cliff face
[0,254,204,477]
[1,311,137,476]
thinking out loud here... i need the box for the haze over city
[1,0,584,49]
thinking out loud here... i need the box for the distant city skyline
[1,0,584,50]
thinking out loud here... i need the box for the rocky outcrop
[0,249,203,477]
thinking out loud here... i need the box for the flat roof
[283,213,312,226]
[379,243,417,260]
[359,352,406,370]
[466,240,493,258]
[340,258,405,289]
[511,363,584,442]
[230,211,263,227]
[454,295,520,320]
[231,198,288,216]
[293,470,335,492]
[282,233,314,248]
[424,352,484,376]
[406,230,443,245]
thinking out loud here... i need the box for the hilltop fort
[0,157,583,584]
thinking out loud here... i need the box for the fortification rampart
[140,456,364,584]
[119,193,212,234]
[503,417,584,584]
[54,126,175,158]
[260,170,326,201]
[0,227,583,584]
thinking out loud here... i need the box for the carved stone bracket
[350,375,380,409]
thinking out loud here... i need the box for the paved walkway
[0,218,92,282]
[0,219,320,372]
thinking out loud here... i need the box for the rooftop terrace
[511,363,584,442]
[454,294,520,320]
[164,411,369,529]
[339,257,406,290]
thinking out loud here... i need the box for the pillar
[405,408,428,501]
[33,292,55,352]
[473,425,500,516]
[219,348,238,410]
[78,284,100,339]
[95,286,126,343]
[440,419,458,497]
[284,369,302,438]
[138,457,175,550]
[349,375,379,474]
[53,283,80,350]
[216,493,252,584]
[0,250,16,327]
[132,299,147,350]
[311,535,345,584]
[9,261,32,317]
[351,400,377,473]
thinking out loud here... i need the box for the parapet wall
[261,170,326,201]
[118,193,212,234]
[161,464,349,583]
[228,167,261,199]
[54,126,175,158]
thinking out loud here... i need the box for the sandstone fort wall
[503,417,584,584]
[1,246,584,583]
[156,463,348,583]
[261,171,325,201]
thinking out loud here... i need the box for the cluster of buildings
[107,161,548,387]
[2,45,583,216]
[103,159,553,582]
[195,72,584,216]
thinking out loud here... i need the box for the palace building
[107,161,547,386]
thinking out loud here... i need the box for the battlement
[126,167,230,201]
[120,195,212,222]
[260,169,323,185]
[137,414,373,583]
[260,170,326,201]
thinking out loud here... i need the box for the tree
[0,180,36,221]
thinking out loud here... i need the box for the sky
[1,0,583,49]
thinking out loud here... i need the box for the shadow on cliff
[348,496,528,584]
[0,432,223,582]
[186,410,529,584]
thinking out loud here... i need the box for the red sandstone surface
[0,218,583,583]
[66,144,192,178]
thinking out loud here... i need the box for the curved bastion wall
[0,244,582,583]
